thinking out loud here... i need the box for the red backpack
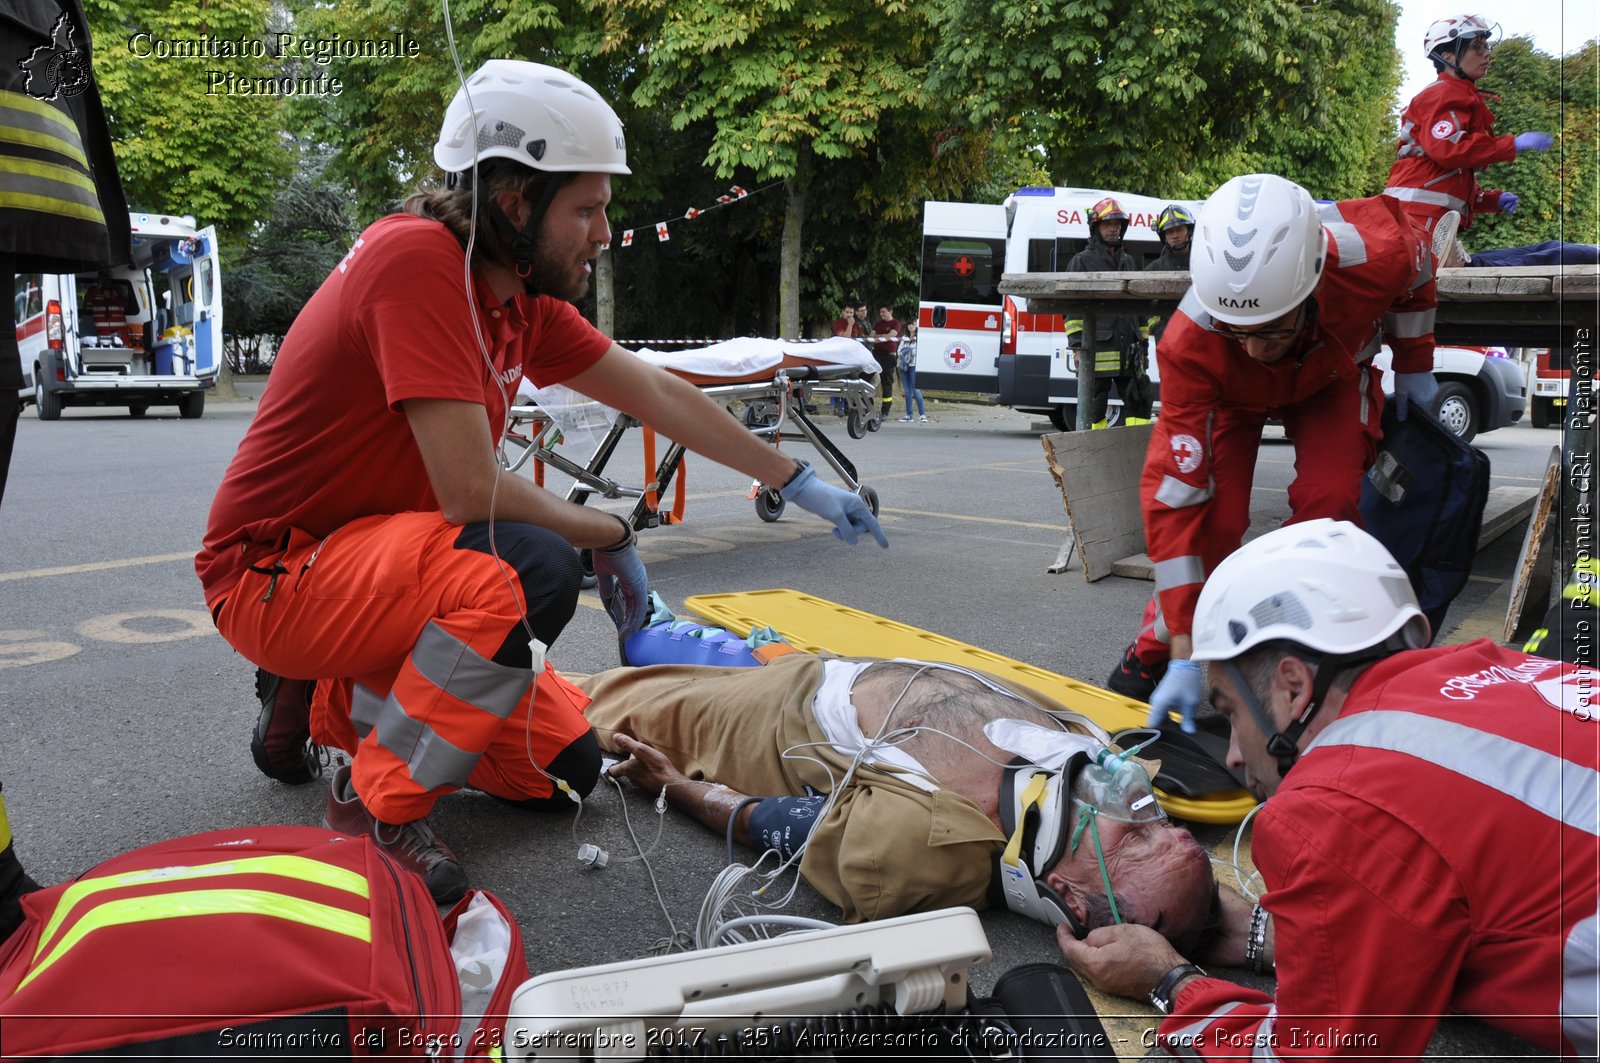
[0,826,527,1058]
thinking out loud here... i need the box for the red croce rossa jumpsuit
[1132,195,1437,665]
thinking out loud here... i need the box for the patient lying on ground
[577,654,1219,953]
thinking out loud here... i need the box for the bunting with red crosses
[610,182,774,250]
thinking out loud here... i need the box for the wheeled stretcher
[502,337,885,535]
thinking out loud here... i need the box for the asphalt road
[0,384,1561,1057]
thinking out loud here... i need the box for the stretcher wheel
[578,548,598,590]
[859,485,880,516]
[755,487,786,522]
[866,413,882,433]
[847,409,867,439]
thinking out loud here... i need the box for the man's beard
[526,240,590,303]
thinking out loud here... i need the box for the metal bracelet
[1245,903,1271,974]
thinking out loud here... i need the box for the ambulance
[918,188,1200,429]
[13,211,223,420]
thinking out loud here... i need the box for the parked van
[13,212,222,420]
[919,187,1200,429]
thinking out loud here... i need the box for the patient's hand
[608,734,689,792]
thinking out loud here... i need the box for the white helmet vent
[1227,227,1255,248]
[1249,592,1313,633]
[1236,177,1263,219]
[1224,249,1254,273]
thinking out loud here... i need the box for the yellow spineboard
[683,589,1257,825]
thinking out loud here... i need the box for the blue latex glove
[779,463,889,547]
[1513,131,1552,153]
[1145,659,1203,734]
[1498,191,1519,213]
[592,524,650,641]
[1393,371,1440,418]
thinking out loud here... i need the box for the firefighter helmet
[1156,204,1195,252]
[1191,174,1327,326]
[1087,197,1129,245]
[434,59,630,176]
[1156,204,1195,234]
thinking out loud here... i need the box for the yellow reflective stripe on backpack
[20,889,371,990]
[0,790,13,851]
[35,854,370,961]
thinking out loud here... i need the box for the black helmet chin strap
[1222,650,1379,779]
[484,171,574,297]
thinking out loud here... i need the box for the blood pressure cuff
[748,791,827,859]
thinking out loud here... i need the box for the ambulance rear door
[918,201,1006,395]
[188,226,223,378]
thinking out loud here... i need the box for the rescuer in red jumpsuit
[1105,175,1439,730]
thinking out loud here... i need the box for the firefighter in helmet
[1063,197,1152,427]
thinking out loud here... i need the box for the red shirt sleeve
[1406,79,1517,173]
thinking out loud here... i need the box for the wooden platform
[1001,264,1599,346]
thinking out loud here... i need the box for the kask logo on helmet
[1217,296,1261,309]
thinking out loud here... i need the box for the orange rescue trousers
[215,511,595,822]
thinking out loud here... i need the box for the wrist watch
[1148,962,1206,1015]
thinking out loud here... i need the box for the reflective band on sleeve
[0,157,105,224]
[1155,476,1213,509]
[0,90,86,166]
[34,854,370,960]
[1383,186,1467,212]
[0,791,11,851]
[1322,217,1368,268]
[1564,913,1599,1058]
[20,888,371,990]
[1384,309,1436,338]
[1163,999,1251,1058]
[1153,555,1206,592]
[1308,711,1600,835]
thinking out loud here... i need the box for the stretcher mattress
[684,588,1257,825]
[631,335,879,380]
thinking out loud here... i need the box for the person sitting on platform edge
[195,60,886,906]
[581,652,1220,953]
[1385,14,1598,269]
[1062,519,1598,1059]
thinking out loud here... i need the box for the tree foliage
[83,0,292,241]
[923,0,1401,200]
[222,145,357,369]
[1472,37,1600,251]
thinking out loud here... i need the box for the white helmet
[1191,519,1430,663]
[1191,174,1327,327]
[434,60,630,176]
[1424,15,1501,58]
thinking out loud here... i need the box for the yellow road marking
[0,552,194,583]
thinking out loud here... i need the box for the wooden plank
[1041,425,1154,582]
[1503,448,1563,643]
[1111,553,1154,580]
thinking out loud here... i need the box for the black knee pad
[455,521,583,664]
[499,729,602,813]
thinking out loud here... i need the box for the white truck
[12,211,223,420]
[918,187,1525,439]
